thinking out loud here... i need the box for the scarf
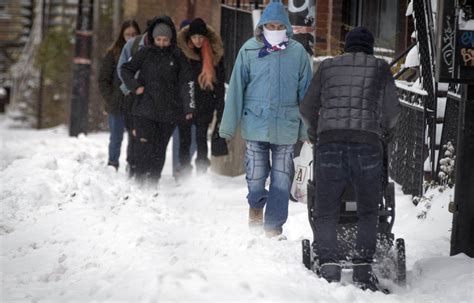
[258,29,289,58]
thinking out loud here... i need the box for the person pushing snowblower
[299,26,403,293]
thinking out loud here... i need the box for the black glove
[308,128,318,144]
[382,128,395,144]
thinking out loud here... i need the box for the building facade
[314,0,412,57]
[123,0,222,32]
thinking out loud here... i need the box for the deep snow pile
[1,116,473,302]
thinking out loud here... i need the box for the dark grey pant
[313,142,383,265]
[133,117,175,181]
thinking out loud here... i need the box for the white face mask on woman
[263,27,287,46]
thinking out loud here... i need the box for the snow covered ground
[1,115,473,302]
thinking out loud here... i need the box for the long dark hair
[107,20,141,61]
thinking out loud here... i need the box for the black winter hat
[344,26,374,55]
[188,18,208,37]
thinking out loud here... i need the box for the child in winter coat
[121,16,195,183]
[98,20,140,170]
[177,18,226,175]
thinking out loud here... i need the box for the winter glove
[308,128,318,144]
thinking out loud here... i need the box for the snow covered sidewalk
[1,117,473,302]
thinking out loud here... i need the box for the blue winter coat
[219,2,312,145]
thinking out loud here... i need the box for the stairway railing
[387,0,439,196]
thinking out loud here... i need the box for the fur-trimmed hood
[177,24,224,66]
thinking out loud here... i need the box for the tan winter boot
[264,229,286,240]
[248,207,263,228]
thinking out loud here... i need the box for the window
[342,0,399,52]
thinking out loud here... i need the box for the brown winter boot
[265,228,287,240]
[248,207,263,227]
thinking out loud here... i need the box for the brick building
[220,0,413,58]
[123,0,222,32]
[314,0,412,56]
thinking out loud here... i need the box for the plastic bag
[290,142,313,203]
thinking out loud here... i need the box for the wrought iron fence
[387,0,442,196]
[412,0,438,178]
[389,82,427,196]
[436,84,461,179]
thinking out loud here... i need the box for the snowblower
[301,143,407,290]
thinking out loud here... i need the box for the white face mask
[263,27,287,46]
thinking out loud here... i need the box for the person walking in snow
[219,0,312,238]
[299,26,401,291]
[177,18,226,175]
[98,20,141,170]
[117,17,157,177]
[121,16,195,183]
[171,19,198,181]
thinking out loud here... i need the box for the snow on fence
[389,81,427,197]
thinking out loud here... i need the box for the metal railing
[389,81,428,196]
[412,0,438,179]
[436,84,461,180]
[387,0,441,196]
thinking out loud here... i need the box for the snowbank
[1,116,473,302]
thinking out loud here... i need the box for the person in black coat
[98,20,140,170]
[177,18,226,174]
[300,27,400,291]
[121,16,195,183]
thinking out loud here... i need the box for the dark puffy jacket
[300,52,400,145]
[98,51,124,115]
[121,17,195,123]
[177,24,225,125]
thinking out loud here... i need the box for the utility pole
[69,0,93,137]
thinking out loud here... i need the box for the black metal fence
[388,0,442,196]
[412,0,437,178]
[220,4,254,82]
[389,83,427,196]
[436,84,461,178]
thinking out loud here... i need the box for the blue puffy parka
[219,1,312,145]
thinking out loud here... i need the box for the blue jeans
[172,124,197,177]
[245,141,294,231]
[313,142,383,265]
[108,114,125,166]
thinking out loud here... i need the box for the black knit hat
[188,18,208,37]
[344,26,374,55]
